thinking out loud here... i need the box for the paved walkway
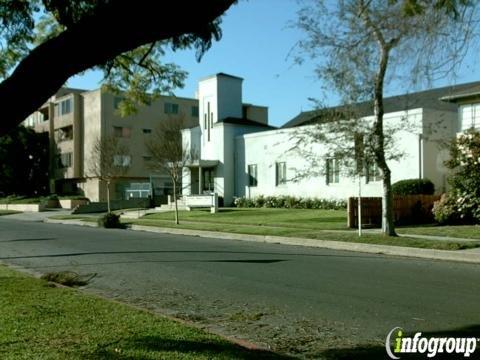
[2,209,72,222]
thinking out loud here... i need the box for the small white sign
[185,194,218,213]
[185,195,214,207]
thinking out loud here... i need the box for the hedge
[392,179,434,196]
[234,195,346,210]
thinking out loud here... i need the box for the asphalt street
[1,217,479,357]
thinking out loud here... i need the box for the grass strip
[0,265,285,359]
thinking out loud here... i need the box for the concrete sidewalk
[2,209,72,222]
[43,218,480,264]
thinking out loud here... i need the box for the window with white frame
[275,162,286,186]
[459,104,480,131]
[366,160,382,183]
[248,164,258,187]
[60,99,72,115]
[326,158,340,184]
[113,155,131,167]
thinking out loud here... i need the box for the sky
[67,0,480,128]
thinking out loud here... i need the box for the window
[164,102,179,114]
[113,126,131,138]
[142,128,152,134]
[248,164,258,187]
[114,97,124,110]
[326,158,340,184]
[275,162,286,186]
[56,99,72,116]
[191,106,199,117]
[57,152,72,168]
[113,155,131,167]
[366,160,382,183]
[143,155,152,162]
[459,104,480,131]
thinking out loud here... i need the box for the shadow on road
[3,237,57,242]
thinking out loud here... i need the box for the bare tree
[89,135,130,213]
[146,117,197,225]
[292,0,478,236]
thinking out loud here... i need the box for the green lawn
[0,210,20,216]
[142,208,348,230]
[0,265,284,359]
[398,225,480,240]
[132,209,479,251]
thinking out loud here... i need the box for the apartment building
[24,87,200,202]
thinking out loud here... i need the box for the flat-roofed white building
[182,73,480,205]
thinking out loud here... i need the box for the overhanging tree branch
[0,0,236,136]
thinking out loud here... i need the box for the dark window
[113,126,131,138]
[164,102,179,114]
[191,106,199,117]
[114,97,124,110]
[248,164,258,187]
[275,162,286,186]
[143,128,152,134]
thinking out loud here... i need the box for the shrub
[234,196,347,210]
[392,179,435,195]
[442,129,480,223]
[432,194,460,225]
[98,212,124,228]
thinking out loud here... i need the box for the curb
[44,218,98,227]
[42,218,480,264]
[131,224,480,264]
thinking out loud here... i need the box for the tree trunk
[382,167,396,235]
[0,0,235,136]
[173,179,179,225]
[373,45,397,236]
[106,180,111,214]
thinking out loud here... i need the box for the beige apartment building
[24,87,200,202]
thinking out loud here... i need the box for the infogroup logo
[385,327,478,359]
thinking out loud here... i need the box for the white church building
[181,73,480,206]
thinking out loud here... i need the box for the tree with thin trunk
[146,118,198,225]
[89,135,130,213]
[293,0,478,236]
[0,0,236,136]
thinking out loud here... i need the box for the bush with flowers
[433,129,480,224]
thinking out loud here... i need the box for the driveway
[0,217,479,357]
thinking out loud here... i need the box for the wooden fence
[347,195,441,228]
